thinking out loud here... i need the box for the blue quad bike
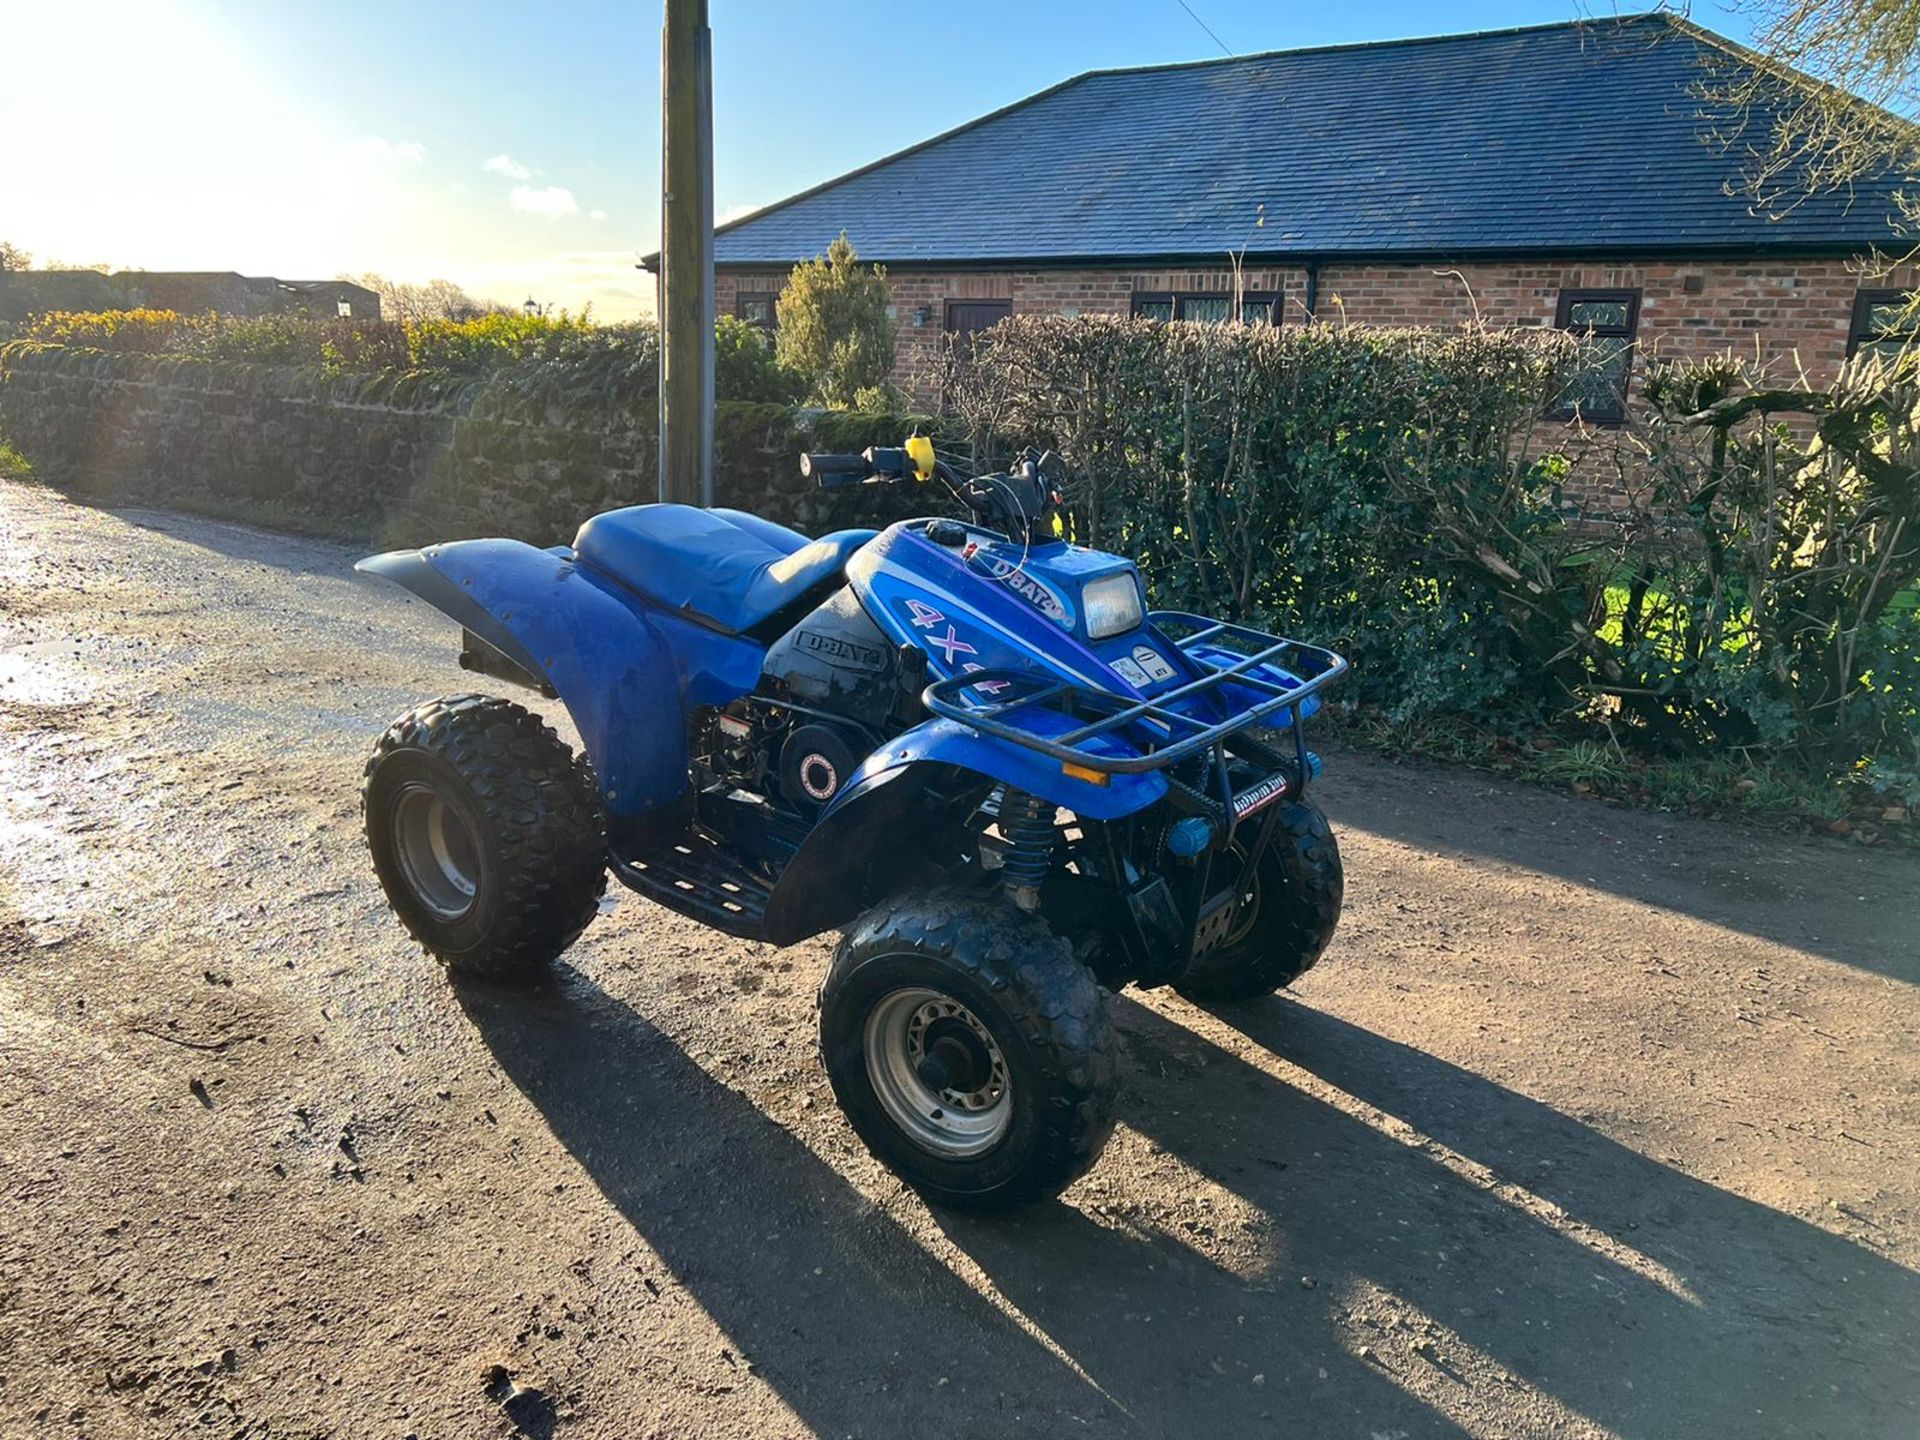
[358,441,1348,1210]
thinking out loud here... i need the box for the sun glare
[0,0,646,317]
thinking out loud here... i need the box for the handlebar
[801,446,921,488]
[798,451,869,484]
[797,441,1066,545]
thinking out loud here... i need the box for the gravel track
[0,481,1915,1439]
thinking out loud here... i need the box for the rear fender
[358,539,727,820]
[761,716,1167,945]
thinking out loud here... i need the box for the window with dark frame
[1552,289,1640,424]
[1131,292,1281,325]
[735,291,778,334]
[1848,289,1917,363]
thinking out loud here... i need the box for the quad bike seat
[573,503,877,634]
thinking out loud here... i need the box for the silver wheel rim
[864,986,1013,1158]
[1221,843,1263,948]
[391,782,480,921]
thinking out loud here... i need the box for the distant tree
[422,277,500,321]
[774,233,895,408]
[0,241,32,273]
[340,272,503,325]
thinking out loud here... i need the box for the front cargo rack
[921,612,1348,775]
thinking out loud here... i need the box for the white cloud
[483,152,532,181]
[510,185,580,219]
[341,135,427,166]
[718,201,761,224]
[589,208,608,222]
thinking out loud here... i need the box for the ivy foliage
[948,314,1920,772]
[1615,356,1919,766]
[714,315,807,404]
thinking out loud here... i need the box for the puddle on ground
[0,642,97,707]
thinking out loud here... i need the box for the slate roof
[707,14,1910,267]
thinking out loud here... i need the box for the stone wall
[0,344,928,545]
[719,256,1902,408]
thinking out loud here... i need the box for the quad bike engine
[699,701,863,817]
[779,722,859,813]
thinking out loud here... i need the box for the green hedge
[950,314,1920,776]
[10,311,1911,780]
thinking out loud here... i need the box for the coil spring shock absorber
[997,787,1056,911]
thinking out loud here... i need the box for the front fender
[845,715,1168,823]
[760,716,1167,945]
[358,539,691,819]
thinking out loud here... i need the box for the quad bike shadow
[451,963,1117,1434]
[455,965,1486,1436]
[932,994,1920,1440]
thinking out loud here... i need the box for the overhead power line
[1176,0,1233,57]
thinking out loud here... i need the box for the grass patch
[1323,703,1913,846]
[1537,740,1630,788]
[0,438,36,480]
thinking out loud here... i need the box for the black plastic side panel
[760,584,900,730]
[460,628,555,696]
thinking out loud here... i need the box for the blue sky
[1,2,1753,318]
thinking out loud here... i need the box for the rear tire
[820,888,1119,1212]
[1173,800,1343,1003]
[363,694,607,979]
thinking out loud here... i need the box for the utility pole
[659,0,715,505]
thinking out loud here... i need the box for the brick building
[673,14,1912,414]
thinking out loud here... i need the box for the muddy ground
[0,479,1915,1439]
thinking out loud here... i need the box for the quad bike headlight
[1082,573,1144,640]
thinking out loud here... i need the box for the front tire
[363,694,607,979]
[1173,800,1343,1002]
[820,888,1119,1212]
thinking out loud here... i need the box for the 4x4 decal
[903,599,978,666]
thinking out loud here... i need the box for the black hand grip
[800,452,869,485]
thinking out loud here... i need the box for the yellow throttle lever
[905,433,936,482]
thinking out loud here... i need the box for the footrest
[610,829,773,941]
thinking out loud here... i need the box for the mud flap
[762,715,1170,945]
[761,764,978,945]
